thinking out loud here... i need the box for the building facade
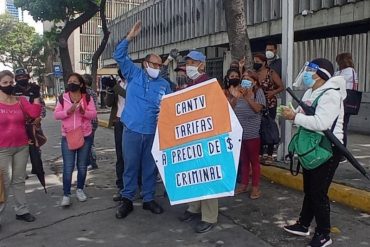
[102,0,370,132]
[68,0,147,74]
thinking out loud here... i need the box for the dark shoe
[115,198,133,219]
[16,213,36,222]
[195,221,216,233]
[283,222,310,236]
[178,210,199,222]
[308,232,332,247]
[142,200,163,214]
[113,192,123,202]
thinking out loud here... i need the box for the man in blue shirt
[114,21,172,219]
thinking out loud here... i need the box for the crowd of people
[0,19,361,247]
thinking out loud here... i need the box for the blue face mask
[241,79,253,89]
[302,71,316,88]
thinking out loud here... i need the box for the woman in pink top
[0,70,41,229]
[54,73,97,207]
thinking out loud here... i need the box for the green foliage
[14,0,100,22]
[0,14,45,74]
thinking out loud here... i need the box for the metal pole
[278,0,294,161]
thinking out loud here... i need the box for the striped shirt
[234,88,266,140]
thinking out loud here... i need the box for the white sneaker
[61,196,71,207]
[76,189,87,202]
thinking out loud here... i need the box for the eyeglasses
[147,61,162,69]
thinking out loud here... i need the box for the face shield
[293,61,320,88]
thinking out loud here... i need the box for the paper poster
[152,78,243,205]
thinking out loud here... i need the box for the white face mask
[186,65,201,80]
[265,51,275,60]
[145,63,160,79]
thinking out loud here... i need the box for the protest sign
[152,78,242,205]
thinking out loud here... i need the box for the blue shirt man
[113,21,171,219]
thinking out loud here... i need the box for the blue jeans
[61,135,93,196]
[121,127,156,202]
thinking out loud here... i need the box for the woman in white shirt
[334,53,358,147]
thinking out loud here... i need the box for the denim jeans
[61,135,93,196]
[114,120,124,189]
[121,127,156,202]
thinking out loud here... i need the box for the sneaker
[308,232,332,247]
[116,198,134,219]
[76,189,87,202]
[15,213,36,222]
[178,210,199,222]
[284,222,310,236]
[61,196,71,207]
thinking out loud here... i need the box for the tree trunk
[57,2,99,86]
[91,0,110,91]
[223,0,253,69]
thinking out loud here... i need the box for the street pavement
[0,110,370,247]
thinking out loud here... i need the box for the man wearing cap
[113,21,172,219]
[178,50,219,233]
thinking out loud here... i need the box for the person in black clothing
[265,41,282,79]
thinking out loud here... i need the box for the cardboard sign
[152,79,242,205]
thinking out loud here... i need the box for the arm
[266,70,284,99]
[113,84,126,97]
[105,89,116,107]
[243,88,265,113]
[54,99,69,120]
[20,97,41,119]
[294,91,341,131]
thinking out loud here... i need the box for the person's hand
[229,86,242,98]
[266,90,275,99]
[241,88,254,99]
[67,102,78,115]
[282,107,296,120]
[239,57,246,70]
[126,21,142,41]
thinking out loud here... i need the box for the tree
[91,0,110,90]
[0,13,44,73]
[14,0,100,84]
[223,0,253,69]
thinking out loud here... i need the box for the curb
[261,165,370,213]
[46,105,110,128]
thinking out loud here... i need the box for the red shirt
[0,97,41,148]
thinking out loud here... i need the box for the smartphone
[241,79,252,89]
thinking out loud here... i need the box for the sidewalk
[46,102,370,213]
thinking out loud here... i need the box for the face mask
[0,85,15,95]
[145,64,160,79]
[68,83,81,92]
[302,71,316,88]
[228,78,240,87]
[265,51,275,60]
[241,79,253,89]
[16,79,29,87]
[253,62,263,71]
[186,65,201,80]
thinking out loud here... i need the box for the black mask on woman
[16,79,29,88]
[253,62,263,71]
[228,78,240,87]
[0,85,15,95]
[67,83,81,92]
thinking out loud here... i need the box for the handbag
[260,108,280,145]
[0,170,5,203]
[65,112,85,150]
[343,69,362,115]
[19,99,47,147]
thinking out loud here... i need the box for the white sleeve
[294,90,341,131]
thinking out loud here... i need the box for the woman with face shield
[281,58,346,247]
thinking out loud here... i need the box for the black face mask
[0,85,15,95]
[67,83,81,92]
[253,63,263,71]
[16,79,29,88]
[228,78,240,87]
